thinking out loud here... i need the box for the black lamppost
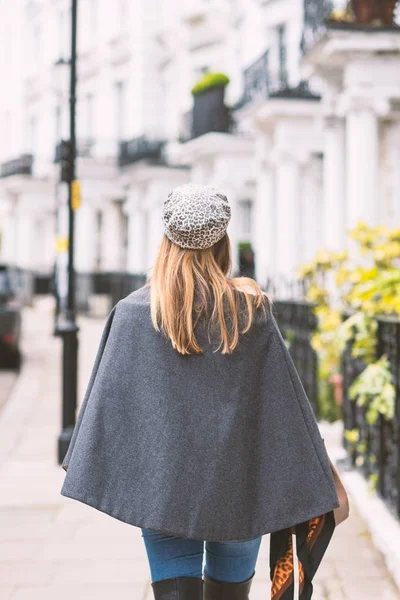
[56,0,79,465]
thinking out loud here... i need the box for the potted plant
[191,72,230,97]
[350,0,398,26]
[375,0,398,26]
[350,0,375,24]
[238,242,255,279]
[190,72,231,139]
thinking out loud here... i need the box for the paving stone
[53,502,99,523]
[37,538,147,561]
[1,523,77,542]
[0,543,41,562]
[50,558,151,584]
[0,586,15,600]
[343,579,399,600]
[0,372,17,412]
[10,583,147,600]
[249,580,271,599]
[0,560,54,585]
[311,581,328,600]
[0,508,58,528]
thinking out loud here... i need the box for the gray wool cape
[61,284,340,542]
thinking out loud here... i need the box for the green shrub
[318,370,340,422]
[191,72,230,96]
[299,222,400,434]
[238,241,252,251]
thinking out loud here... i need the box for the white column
[75,203,98,272]
[346,104,379,228]
[16,215,33,268]
[148,204,164,270]
[225,187,240,277]
[253,160,275,286]
[31,216,45,270]
[102,202,122,271]
[300,154,323,263]
[322,116,346,251]
[42,213,56,272]
[15,197,36,269]
[275,151,300,278]
[0,200,17,264]
[127,207,147,274]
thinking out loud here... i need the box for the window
[239,200,252,239]
[115,81,126,141]
[119,0,128,30]
[29,116,37,154]
[4,110,11,155]
[121,206,129,270]
[33,22,41,59]
[58,9,70,59]
[89,0,97,42]
[277,24,288,87]
[55,104,62,144]
[96,209,103,269]
[86,93,94,140]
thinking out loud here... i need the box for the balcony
[301,0,400,56]
[0,155,33,179]
[54,139,118,163]
[236,48,318,110]
[118,136,166,167]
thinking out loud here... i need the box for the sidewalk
[0,297,399,600]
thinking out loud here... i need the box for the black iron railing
[342,316,400,519]
[264,274,311,301]
[2,266,36,306]
[118,136,166,167]
[237,46,318,108]
[240,49,271,106]
[301,0,400,56]
[0,154,33,178]
[76,138,95,158]
[272,300,319,416]
[54,139,107,162]
[109,273,148,308]
[75,271,147,315]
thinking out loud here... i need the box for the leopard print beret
[162,183,231,250]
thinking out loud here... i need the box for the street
[0,297,399,600]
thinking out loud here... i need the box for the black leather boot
[151,576,203,599]
[203,572,254,599]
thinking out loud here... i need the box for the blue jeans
[141,528,262,583]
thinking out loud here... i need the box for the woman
[61,183,349,599]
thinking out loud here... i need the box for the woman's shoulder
[111,284,151,324]
[235,281,274,313]
[120,283,151,306]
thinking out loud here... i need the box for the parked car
[0,265,22,370]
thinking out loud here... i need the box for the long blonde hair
[150,233,271,355]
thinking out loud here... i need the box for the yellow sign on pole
[71,180,81,210]
[56,237,69,253]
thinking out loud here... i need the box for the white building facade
[1,0,400,296]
